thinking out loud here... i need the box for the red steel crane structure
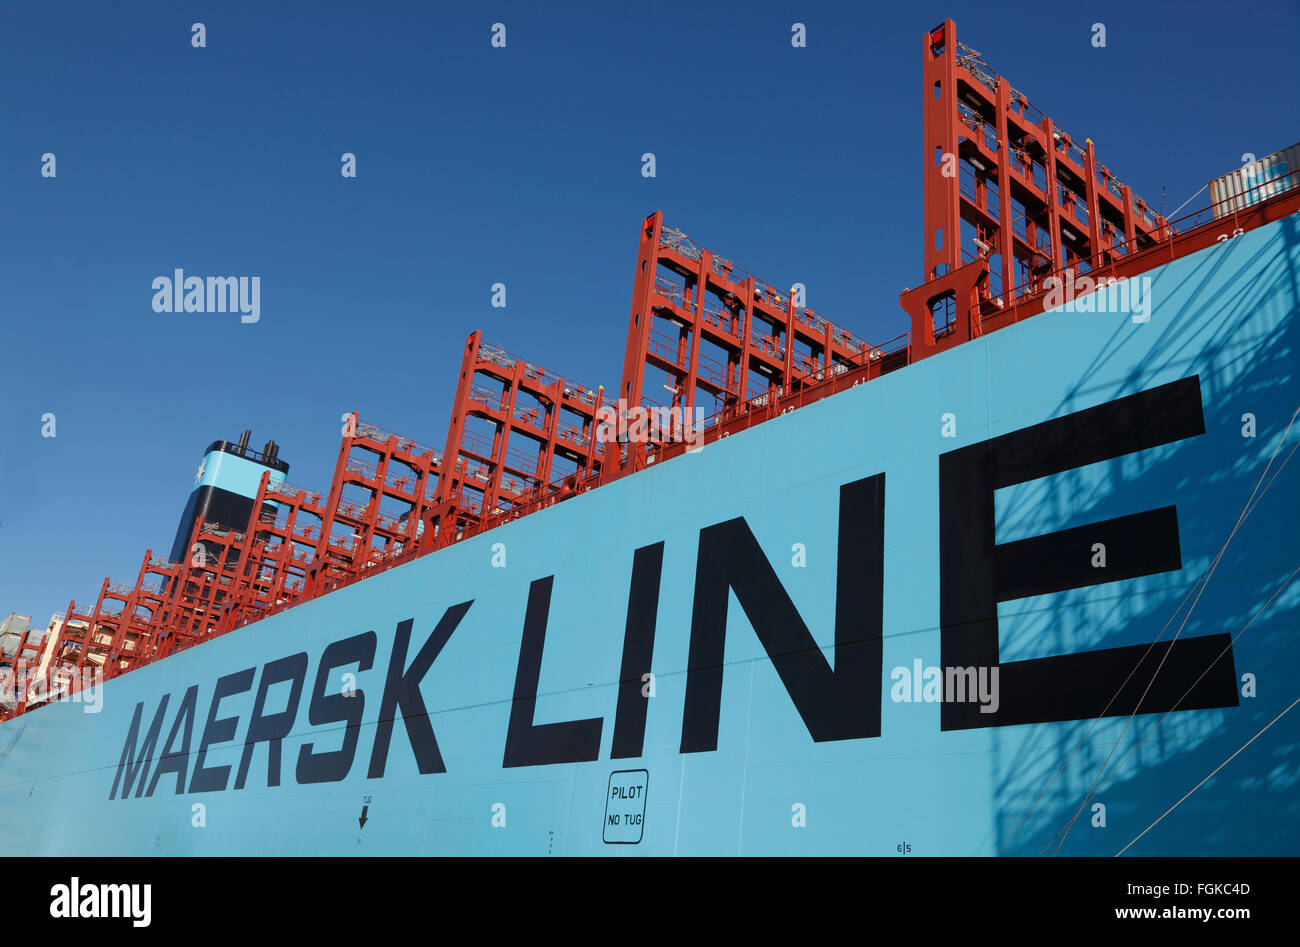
[54,582,139,678]
[901,18,1167,358]
[34,515,252,705]
[215,415,445,635]
[216,417,445,633]
[421,330,610,551]
[8,20,1299,722]
[615,211,895,470]
[26,330,611,688]
[47,549,180,680]
[215,475,329,634]
[305,417,443,593]
[148,521,252,660]
[0,621,58,716]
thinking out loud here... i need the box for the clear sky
[2,0,1297,624]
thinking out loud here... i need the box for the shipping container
[1209,143,1299,218]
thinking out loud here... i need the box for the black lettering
[109,695,170,800]
[367,605,472,778]
[938,375,1237,728]
[296,632,377,784]
[188,668,255,793]
[147,685,198,797]
[611,543,664,759]
[234,652,308,790]
[503,577,604,767]
[680,473,885,751]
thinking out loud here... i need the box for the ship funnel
[237,429,251,454]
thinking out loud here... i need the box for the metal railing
[267,480,323,505]
[469,383,507,410]
[660,226,704,261]
[354,421,439,458]
[955,41,999,91]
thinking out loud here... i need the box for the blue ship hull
[2,213,1297,856]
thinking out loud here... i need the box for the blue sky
[2,0,1297,623]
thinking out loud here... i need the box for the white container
[1209,144,1300,218]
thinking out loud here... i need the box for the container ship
[1,20,1297,856]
